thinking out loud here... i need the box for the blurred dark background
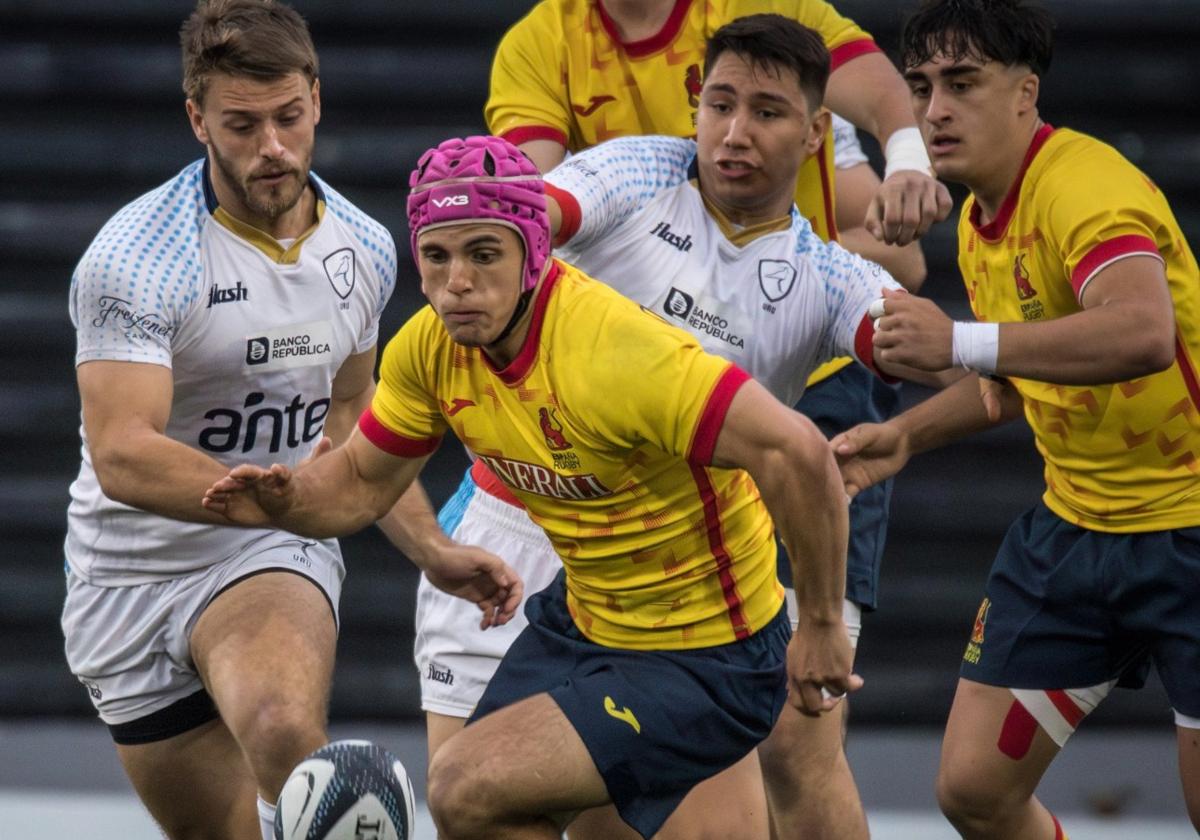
[1,0,1196,729]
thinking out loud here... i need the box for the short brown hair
[180,0,318,105]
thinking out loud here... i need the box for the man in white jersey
[407,17,948,840]
[62,3,519,839]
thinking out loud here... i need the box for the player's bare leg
[427,692,610,840]
[758,700,865,840]
[937,678,1063,839]
[117,718,260,839]
[568,751,768,840]
[425,710,467,761]
[192,572,336,799]
[1176,723,1200,831]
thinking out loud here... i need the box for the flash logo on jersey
[323,248,356,299]
[758,260,797,302]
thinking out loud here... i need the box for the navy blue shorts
[787,362,900,609]
[470,572,790,839]
[962,501,1200,717]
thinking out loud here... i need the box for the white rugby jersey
[547,136,900,407]
[66,159,396,584]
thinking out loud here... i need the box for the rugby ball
[274,739,416,840]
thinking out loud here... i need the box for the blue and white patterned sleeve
[69,167,206,369]
[545,135,696,251]
[812,236,903,367]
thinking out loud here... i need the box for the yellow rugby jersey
[960,125,1200,532]
[362,261,783,648]
[486,0,880,244]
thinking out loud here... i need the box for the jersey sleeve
[546,136,697,249]
[1040,147,1168,303]
[69,215,200,369]
[811,238,902,378]
[574,300,748,464]
[831,113,869,170]
[724,0,879,69]
[360,308,447,457]
[485,8,570,147]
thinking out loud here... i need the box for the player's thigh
[191,569,337,728]
[430,692,609,820]
[569,751,766,840]
[938,678,1060,808]
[425,710,467,762]
[117,717,259,840]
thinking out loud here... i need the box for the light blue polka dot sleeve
[545,135,696,252]
[68,162,207,369]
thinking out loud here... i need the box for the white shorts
[62,533,343,726]
[414,487,561,717]
[413,483,864,718]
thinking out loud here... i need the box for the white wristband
[883,127,933,180]
[951,321,1000,375]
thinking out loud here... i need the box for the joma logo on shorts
[427,663,454,685]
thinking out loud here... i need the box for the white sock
[257,794,277,840]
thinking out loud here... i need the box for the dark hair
[704,14,831,109]
[901,0,1054,76]
[180,0,318,105]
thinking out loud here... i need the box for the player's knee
[237,699,326,792]
[427,745,497,838]
[935,763,1014,833]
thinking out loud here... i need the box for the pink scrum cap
[406,136,550,292]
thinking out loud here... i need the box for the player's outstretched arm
[826,52,952,245]
[376,480,523,629]
[710,378,861,715]
[80,360,272,525]
[835,162,928,291]
[203,428,425,538]
[832,371,1022,497]
[872,257,1175,384]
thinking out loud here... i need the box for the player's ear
[805,106,831,158]
[1017,71,1040,115]
[185,98,210,146]
[310,78,321,126]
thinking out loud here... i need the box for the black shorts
[470,571,789,839]
[962,501,1200,717]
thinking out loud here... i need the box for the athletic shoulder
[315,174,398,293]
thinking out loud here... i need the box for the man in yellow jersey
[834,1,1200,837]
[204,135,861,840]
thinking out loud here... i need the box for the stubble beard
[212,144,310,223]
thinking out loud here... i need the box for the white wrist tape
[951,321,1000,375]
[883,127,933,180]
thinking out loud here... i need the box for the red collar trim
[970,123,1055,241]
[486,261,561,385]
[596,0,692,58]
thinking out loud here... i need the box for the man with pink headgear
[203,134,861,839]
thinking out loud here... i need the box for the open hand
[202,462,296,526]
[424,543,525,630]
